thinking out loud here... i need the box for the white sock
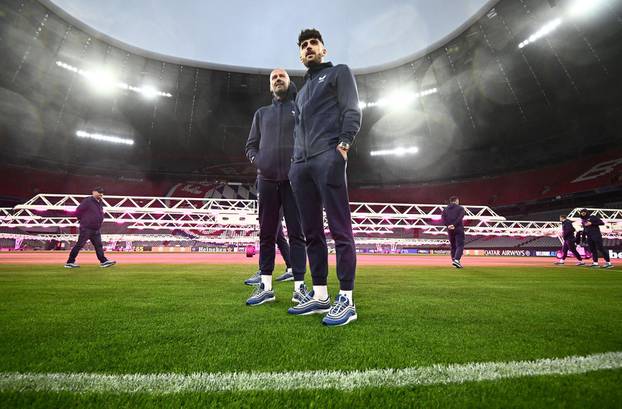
[558,260,565,263]
[286,267,293,273]
[261,275,272,291]
[339,290,353,301]
[294,281,304,291]
[313,285,328,300]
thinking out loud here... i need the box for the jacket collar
[304,61,333,80]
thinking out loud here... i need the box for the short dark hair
[560,215,567,219]
[449,196,459,203]
[298,28,324,47]
[93,187,105,193]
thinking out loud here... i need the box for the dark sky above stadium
[51,0,490,70]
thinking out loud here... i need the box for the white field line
[1,352,621,394]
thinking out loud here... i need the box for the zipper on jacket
[302,72,314,161]
[277,101,282,180]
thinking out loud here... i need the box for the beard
[302,52,322,67]
[304,57,320,67]
[273,86,288,99]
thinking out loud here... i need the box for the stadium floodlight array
[5,195,505,231]
[76,130,134,146]
[55,61,173,98]
[567,0,608,18]
[0,233,449,248]
[14,194,257,214]
[370,147,419,157]
[423,220,622,240]
[3,194,620,239]
[518,18,563,49]
[424,220,562,238]
[0,208,11,220]
[359,88,438,110]
[0,233,190,242]
[567,208,622,222]
[467,220,561,237]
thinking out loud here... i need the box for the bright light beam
[370,146,419,157]
[568,0,608,18]
[56,61,173,98]
[76,130,134,146]
[518,18,563,49]
[359,88,437,111]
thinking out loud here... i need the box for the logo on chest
[318,74,327,83]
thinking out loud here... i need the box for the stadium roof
[0,0,621,186]
[48,0,494,73]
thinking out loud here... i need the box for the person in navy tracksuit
[441,196,466,269]
[578,209,613,268]
[65,187,116,268]
[287,29,361,326]
[244,69,307,306]
[554,215,584,265]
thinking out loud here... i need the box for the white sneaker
[554,260,565,265]
[602,262,614,269]
[292,283,311,304]
[590,262,600,268]
[575,261,585,266]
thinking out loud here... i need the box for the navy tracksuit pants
[289,148,356,291]
[448,228,465,261]
[561,238,582,261]
[587,236,610,263]
[257,178,306,280]
[67,228,108,263]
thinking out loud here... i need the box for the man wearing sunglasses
[287,29,362,326]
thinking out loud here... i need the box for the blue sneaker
[287,291,330,315]
[244,270,261,286]
[291,283,311,304]
[276,268,294,282]
[246,283,275,306]
[322,294,357,327]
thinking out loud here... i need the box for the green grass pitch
[0,263,620,408]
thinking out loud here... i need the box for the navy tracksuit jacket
[441,203,465,261]
[580,214,610,262]
[67,196,108,263]
[560,219,582,261]
[245,84,306,279]
[289,62,361,291]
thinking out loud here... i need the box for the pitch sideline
[1,351,621,394]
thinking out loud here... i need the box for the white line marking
[1,352,621,393]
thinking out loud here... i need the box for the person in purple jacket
[64,187,116,268]
[441,196,466,269]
